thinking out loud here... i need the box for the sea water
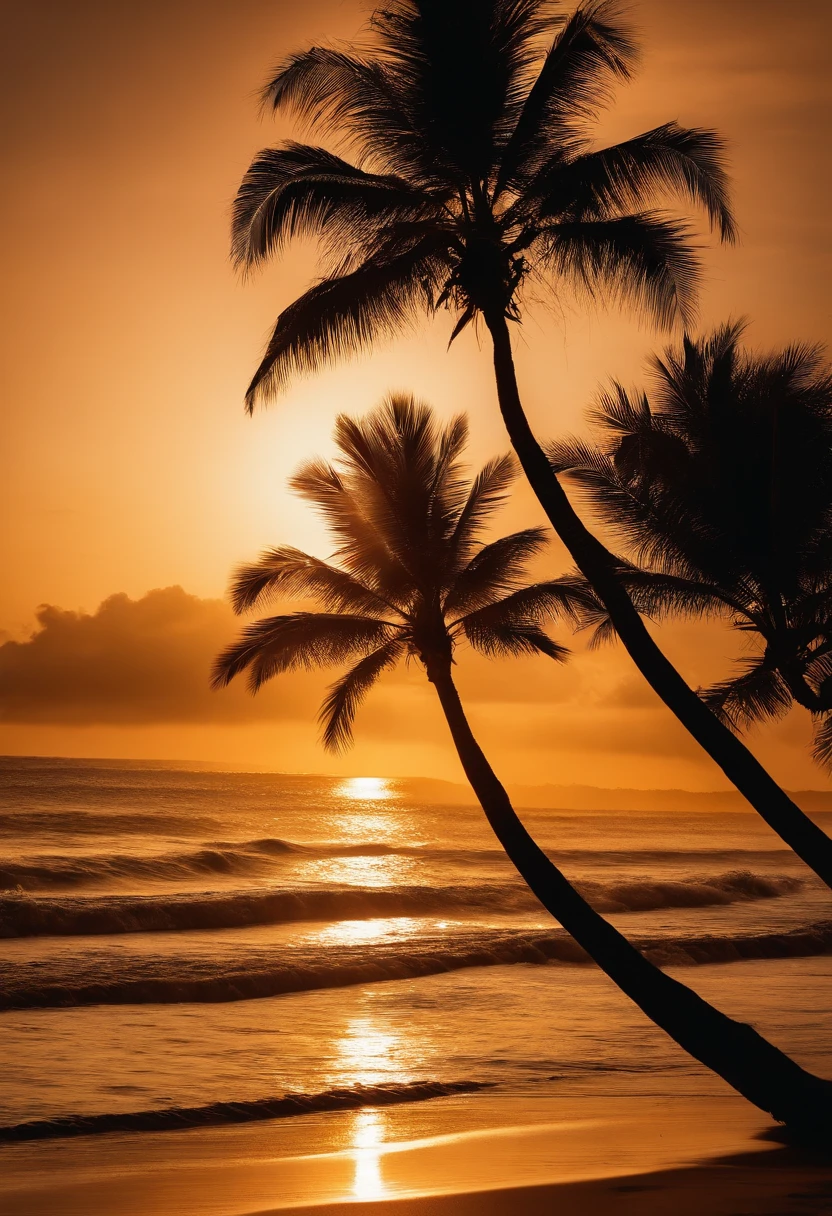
[1,755,831,1140]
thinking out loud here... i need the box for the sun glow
[337,776,393,802]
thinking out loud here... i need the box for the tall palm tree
[550,323,832,768]
[230,0,832,887]
[213,396,832,1135]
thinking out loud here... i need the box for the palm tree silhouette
[231,0,832,887]
[551,323,832,768]
[213,396,832,1135]
[215,396,577,745]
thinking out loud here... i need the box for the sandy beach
[3,1092,831,1216]
[269,1161,832,1216]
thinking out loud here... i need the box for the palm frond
[319,637,406,752]
[548,433,619,476]
[497,0,637,191]
[548,432,631,496]
[563,565,751,648]
[261,46,434,180]
[455,578,587,630]
[228,546,396,617]
[447,303,478,345]
[648,320,745,424]
[429,411,471,537]
[528,122,736,242]
[332,395,454,584]
[447,453,518,568]
[245,234,452,408]
[232,143,439,271]
[549,432,705,575]
[212,614,398,693]
[540,211,700,329]
[537,564,741,647]
[335,392,439,490]
[444,527,550,615]
[589,381,653,438]
[263,46,383,124]
[457,579,573,661]
[463,618,569,661]
[700,659,792,731]
[585,614,619,649]
[811,715,832,771]
[618,569,747,622]
[535,570,616,646]
[804,647,832,701]
[289,458,416,602]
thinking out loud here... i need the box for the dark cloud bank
[1,588,805,782]
[0,587,319,725]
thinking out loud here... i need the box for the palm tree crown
[234,0,735,406]
[551,323,832,766]
[214,395,576,747]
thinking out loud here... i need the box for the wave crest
[0,837,437,891]
[0,870,802,937]
[0,1080,491,1142]
[0,833,806,891]
[3,921,831,1011]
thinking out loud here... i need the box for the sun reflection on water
[336,776,393,802]
[317,916,422,946]
[308,854,407,888]
[334,1013,404,1087]
[330,776,409,846]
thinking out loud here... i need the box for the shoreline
[265,1154,832,1216]
[3,1090,830,1216]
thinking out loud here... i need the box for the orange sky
[1,0,830,788]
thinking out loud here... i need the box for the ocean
[2,755,832,1148]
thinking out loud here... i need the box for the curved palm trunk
[426,657,832,1136]
[483,310,832,892]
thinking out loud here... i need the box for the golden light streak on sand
[350,1108,386,1201]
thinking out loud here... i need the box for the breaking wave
[0,830,803,880]
[0,871,802,937]
[4,921,831,1010]
[0,1080,491,1142]
[0,837,446,890]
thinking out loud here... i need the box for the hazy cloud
[0,586,821,793]
[0,587,321,726]
[0,586,587,733]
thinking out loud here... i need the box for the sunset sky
[1,0,830,788]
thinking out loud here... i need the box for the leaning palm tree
[213,396,832,1135]
[231,0,832,886]
[550,324,832,768]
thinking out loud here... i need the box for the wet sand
[3,1091,831,1216]
[267,1159,832,1216]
